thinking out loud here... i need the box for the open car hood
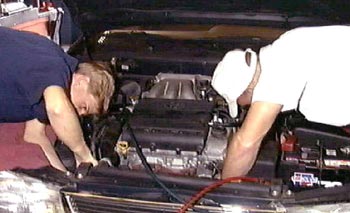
[68,0,350,34]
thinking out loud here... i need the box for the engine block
[116,73,228,178]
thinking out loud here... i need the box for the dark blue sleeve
[22,55,78,123]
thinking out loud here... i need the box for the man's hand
[222,101,282,178]
[73,144,98,167]
[43,86,97,169]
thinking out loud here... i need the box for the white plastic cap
[211,48,257,117]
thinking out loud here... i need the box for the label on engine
[291,172,318,187]
[325,149,337,156]
[324,159,350,168]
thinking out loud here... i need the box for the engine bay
[80,71,350,192]
[66,27,350,193]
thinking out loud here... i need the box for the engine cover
[121,98,214,153]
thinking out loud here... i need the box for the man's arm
[24,119,67,171]
[43,85,97,166]
[222,101,282,178]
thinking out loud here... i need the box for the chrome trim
[62,191,285,213]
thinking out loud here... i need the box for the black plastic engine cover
[122,98,214,152]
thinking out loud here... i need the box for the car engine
[84,70,350,188]
[88,73,233,179]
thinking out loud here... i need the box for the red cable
[178,177,266,213]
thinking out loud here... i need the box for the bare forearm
[43,86,93,162]
[24,120,66,172]
[221,102,282,179]
[222,135,261,178]
[47,104,90,159]
[29,136,67,172]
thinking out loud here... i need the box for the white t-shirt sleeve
[252,26,350,126]
[252,32,308,111]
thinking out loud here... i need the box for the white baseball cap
[211,48,257,118]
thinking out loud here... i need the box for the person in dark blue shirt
[0,27,115,171]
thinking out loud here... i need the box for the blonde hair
[76,61,115,113]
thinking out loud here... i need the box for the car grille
[62,191,227,213]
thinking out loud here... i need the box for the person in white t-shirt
[211,25,350,178]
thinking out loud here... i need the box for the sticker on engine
[291,172,318,187]
[121,64,129,71]
[324,159,350,168]
[325,149,337,156]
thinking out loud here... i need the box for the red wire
[178,177,265,213]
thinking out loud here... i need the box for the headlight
[0,171,64,213]
[285,203,350,213]
[221,201,350,213]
